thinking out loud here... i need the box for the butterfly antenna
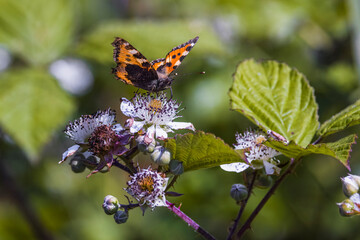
[174,71,205,77]
[169,87,173,100]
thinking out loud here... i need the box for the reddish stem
[166,201,216,240]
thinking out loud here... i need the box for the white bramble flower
[61,109,131,176]
[64,109,120,144]
[126,167,168,209]
[120,93,195,143]
[220,130,282,175]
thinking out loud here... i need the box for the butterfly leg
[169,87,173,100]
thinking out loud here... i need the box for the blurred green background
[0,0,360,239]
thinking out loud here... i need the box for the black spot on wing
[166,62,172,67]
[168,36,199,53]
[157,65,164,72]
[179,56,185,62]
[186,46,192,51]
[173,66,177,70]
[133,52,146,60]
[172,55,176,59]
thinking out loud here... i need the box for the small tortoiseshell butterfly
[112,36,199,92]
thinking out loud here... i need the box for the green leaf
[266,134,357,170]
[0,0,74,66]
[76,20,225,64]
[229,59,319,147]
[0,68,75,162]
[317,99,360,137]
[164,131,244,172]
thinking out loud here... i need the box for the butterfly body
[112,36,199,92]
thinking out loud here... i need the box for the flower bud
[102,195,119,215]
[348,174,360,187]
[151,146,171,165]
[146,142,156,153]
[342,175,359,197]
[255,174,273,189]
[114,210,128,224]
[169,160,184,175]
[230,184,248,202]
[338,199,356,217]
[69,154,86,173]
[84,155,101,169]
[136,135,156,153]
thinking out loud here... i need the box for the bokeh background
[1,0,360,239]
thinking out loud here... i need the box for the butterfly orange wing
[157,36,199,76]
[112,37,158,88]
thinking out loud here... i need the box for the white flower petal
[167,121,195,131]
[60,144,80,163]
[64,109,116,143]
[263,160,281,175]
[112,123,123,132]
[155,125,168,140]
[120,98,136,118]
[146,124,155,136]
[130,121,145,133]
[220,162,250,173]
[154,194,167,207]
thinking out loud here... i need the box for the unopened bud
[146,142,156,153]
[255,175,273,189]
[338,199,356,217]
[342,175,359,197]
[114,210,128,224]
[102,195,119,215]
[84,155,101,169]
[151,146,171,165]
[348,174,360,187]
[136,135,156,153]
[69,154,86,173]
[169,160,184,175]
[230,184,248,202]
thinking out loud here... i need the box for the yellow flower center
[148,99,163,112]
[138,176,154,192]
[255,135,266,145]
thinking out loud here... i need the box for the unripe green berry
[255,175,273,189]
[230,184,248,202]
[70,154,86,173]
[114,210,128,224]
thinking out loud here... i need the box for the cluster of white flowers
[221,130,282,175]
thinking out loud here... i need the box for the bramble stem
[113,160,132,174]
[226,171,257,240]
[236,158,299,239]
[120,145,138,173]
[166,201,216,240]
